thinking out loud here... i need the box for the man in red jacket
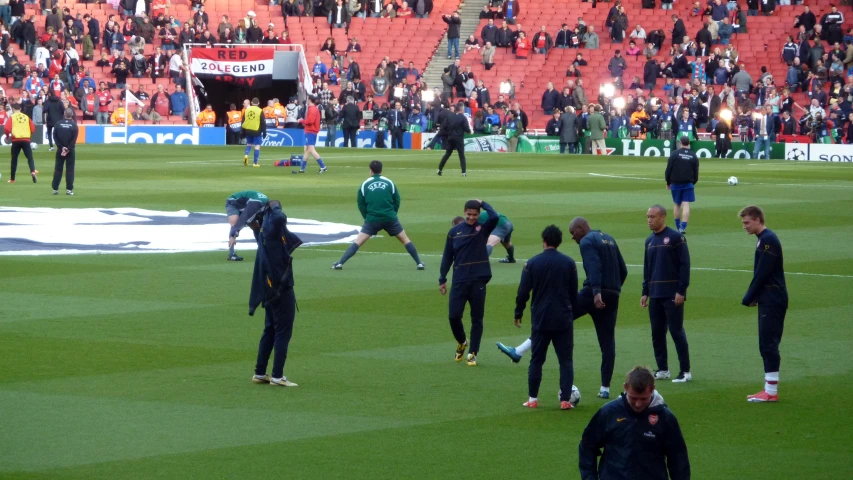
[297,96,327,174]
[4,103,37,183]
[96,81,112,125]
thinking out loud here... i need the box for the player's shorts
[246,135,262,145]
[671,186,695,204]
[361,219,404,237]
[305,133,318,145]
[225,199,240,217]
[491,221,514,243]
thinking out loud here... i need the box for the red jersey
[97,90,112,113]
[303,105,321,134]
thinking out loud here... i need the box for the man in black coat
[340,96,361,147]
[643,56,659,90]
[51,108,78,195]
[437,103,471,176]
[43,94,64,151]
[671,15,686,46]
[514,225,578,409]
[84,14,100,45]
[558,106,579,153]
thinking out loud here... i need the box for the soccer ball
[30,142,38,150]
[558,385,582,407]
[728,176,738,186]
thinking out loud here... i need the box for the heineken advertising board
[461,135,786,159]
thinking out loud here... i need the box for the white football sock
[528,397,538,403]
[516,338,532,355]
[765,372,779,395]
[600,386,610,393]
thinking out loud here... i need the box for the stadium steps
[421,0,489,90]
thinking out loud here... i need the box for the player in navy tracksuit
[569,217,629,399]
[642,205,692,383]
[249,200,303,387]
[739,205,788,402]
[579,366,691,480]
[439,199,499,366]
[514,225,579,409]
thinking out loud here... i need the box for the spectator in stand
[475,79,490,107]
[312,56,328,80]
[672,15,686,46]
[328,0,350,28]
[532,26,553,54]
[610,5,627,43]
[626,40,641,57]
[443,12,461,59]
[482,19,498,46]
[732,63,753,96]
[502,0,519,25]
[718,17,732,45]
[133,104,163,124]
[566,64,582,77]
[644,55,660,90]
[112,51,130,89]
[465,34,480,52]
[24,70,44,95]
[794,6,816,35]
[558,86,574,112]
[373,69,388,97]
[63,18,81,46]
[397,1,412,17]
[573,79,588,107]
[542,82,559,114]
[546,110,561,136]
[661,0,673,10]
[630,24,646,41]
[346,38,361,53]
[555,24,572,48]
[170,84,188,120]
[496,21,513,49]
[131,48,148,78]
[247,19,263,43]
[169,49,183,83]
[95,81,112,125]
[150,84,171,118]
[478,4,493,19]
[515,31,530,59]
[583,25,599,49]
[608,50,627,84]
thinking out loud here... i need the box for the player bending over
[225,190,269,261]
[481,207,516,263]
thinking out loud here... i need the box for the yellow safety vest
[242,106,263,131]
[11,112,31,140]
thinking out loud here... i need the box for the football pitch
[1,145,852,479]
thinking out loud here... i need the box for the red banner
[190,48,274,88]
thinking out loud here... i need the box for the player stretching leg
[482,207,516,263]
[299,96,327,174]
[241,97,266,167]
[333,161,424,270]
[225,190,269,261]
[740,205,788,402]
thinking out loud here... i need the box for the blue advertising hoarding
[82,126,226,145]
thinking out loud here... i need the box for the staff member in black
[249,200,303,387]
[569,217,628,399]
[43,93,64,152]
[424,104,449,150]
[739,205,788,403]
[388,101,407,149]
[514,225,579,410]
[51,109,78,196]
[340,96,361,148]
[437,103,472,176]
[579,366,691,480]
[641,204,692,383]
[439,199,498,366]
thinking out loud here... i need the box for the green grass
[1,145,852,479]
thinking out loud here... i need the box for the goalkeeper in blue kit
[333,161,424,270]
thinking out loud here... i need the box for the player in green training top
[333,161,425,270]
[225,190,269,261]
[479,207,516,263]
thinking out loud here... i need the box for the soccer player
[665,136,699,234]
[482,207,516,263]
[579,366,691,480]
[332,160,424,270]
[497,218,628,401]
[249,200,303,387]
[241,97,266,167]
[570,217,628,398]
[436,103,472,177]
[739,205,788,403]
[299,96,328,174]
[439,199,499,366]
[642,205,692,383]
[4,103,37,184]
[514,225,579,410]
[225,190,269,261]
[51,109,78,195]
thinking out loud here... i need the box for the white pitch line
[303,247,853,279]
[588,172,853,189]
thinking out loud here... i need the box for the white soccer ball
[728,176,738,186]
[558,385,582,406]
[30,142,38,150]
